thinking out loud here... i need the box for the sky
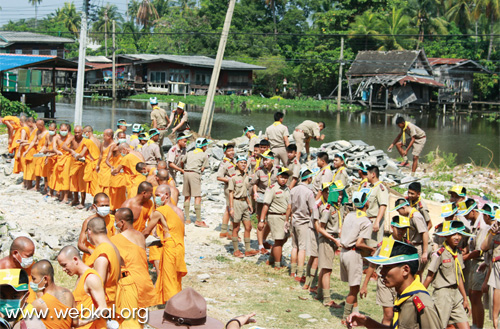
[0,0,129,27]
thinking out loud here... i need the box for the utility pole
[198,0,236,137]
[112,20,116,100]
[337,36,344,112]
[104,9,108,57]
[74,0,89,126]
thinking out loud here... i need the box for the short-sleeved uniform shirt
[248,135,259,154]
[340,211,373,248]
[428,247,464,288]
[366,182,389,218]
[170,110,189,131]
[182,149,209,174]
[485,232,500,289]
[295,120,321,139]
[405,122,426,139]
[290,183,318,226]
[217,157,237,192]
[142,142,161,165]
[263,183,290,214]
[409,197,431,225]
[319,201,340,235]
[167,144,186,169]
[151,106,168,128]
[407,210,428,245]
[312,165,333,195]
[251,166,279,196]
[396,290,442,329]
[285,157,300,186]
[265,122,289,149]
[228,171,250,199]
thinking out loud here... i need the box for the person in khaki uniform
[315,181,342,308]
[292,120,325,162]
[251,150,279,255]
[259,167,291,269]
[339,190,375,322]
[423,220,471,329]
[182,138,210,228]
[285,144,300,189]
[217,142,237,239]
[149,97,170,158]
[228,156,259,258]
[244,125,259,156]
[167,132,190,183]
[392,198,429,275]
[290,168,318,281]
[388,116,426,175]
[407,182,432,230]
[365,165,388,243]
[264,112,289,166]
[360,215,412,325]
[312,152,333,199]
[167,102,190,134]
[355,161,371,191]
[142,128,162,166]
[348,240,441,329]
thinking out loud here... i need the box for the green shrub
[0,94,37,118]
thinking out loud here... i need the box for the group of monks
[0,115,188,329]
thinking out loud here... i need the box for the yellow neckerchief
[357,178,368,191]
[267,168,273,186]
[443,241,464,285]
[313,165,331,183]
[173,111,183,126]
[409,196,421,208]
[147,140,154,146]
[407,208,417,239]
[254,157,261,173]
[356,210,367,218]
[402,121,409,144]
[273,121,281,126]
[250,134,258,139]
[223,157,235,166]
[152,105,160,110]
[331,166,346,183]
[193,148,203,154]
[393,275,428,329]
[130,135,138,141]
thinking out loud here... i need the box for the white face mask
[96,206,110,217]
[29,278,45,293]
[15,254,33,269]
[48,131,56,136]
[118,139,127,144]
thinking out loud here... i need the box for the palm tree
[28,0,42,28]
[265,0,287,36]
[136,0,159,27]
[376,7,418,50]
[445,0,473,33]
[348,11,380,50]
[92,4,124,54]
[54,2,81,36]
[408,0,448,43]
[474,0,500,60]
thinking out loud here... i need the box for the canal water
[54,98,500,166]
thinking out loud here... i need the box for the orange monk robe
[82,215,117,264]
[85,242,121,306]
[70,140,87,193]
[154,205,187,303]
[4,116,21,154]
[149,186,177,264]
[22,128,38,181]
[97,144,112,195]
[73,269,107,329]
[108,154,127,211]
[13,126,29,174]
[83,139,101,196]
[110,234,156,308]
[33,132,48,178]
[120,153,142,198]
[129,174,147,199]
[133,199,154,232]
[45,143,57,190]
[54,141,72,191]
[40,293,72,329]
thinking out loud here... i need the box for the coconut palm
[54,2,81,36]
[348,11,380,50]
[28,0,42,28]
[408,0,448,43]
[376,7,418,50]
[136,0,160,27]
[445,0,473,33]
[474,0,500,60]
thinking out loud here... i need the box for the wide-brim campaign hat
[0,269,29,292]
[355,161,371,173]
[440,203,458,218]
[353,189,371,208]
[434,220,474,237]
[148,288,223,329]
[117,119,132,127]
[235,155,247,163]
[448,185,466,197]
[391,215,411,228]
[261,150,274,160]
[365,238,419,265]
[457,200,477,216]
[195,138,211,148]
[299,167,314,180]
[177,102,186,110]
[391,198,409,212]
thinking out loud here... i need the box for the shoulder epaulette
[380,184,385,191]
[437,247,445,256]
[377,241,383,248]
[413,296,425,312]
[405,239,411,244]
[270,184,275,188]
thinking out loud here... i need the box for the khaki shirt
[332,167,349,190]
[408,210,428,244]
[404,122,426,139]
[263,183,290,214]
[410,198,431,224]
[290,183,318,226]
[319,199,340,235]
[312,165,333,194]
[366,182,389,218]
[296,120,321,139]
[170,110,189,131]
[217,158,237,189]
[485,232,500,259]
[151,107,168,128]
[468,214,489,255]
[396,290,441,329]
[251,166,279,194]
[265,122,289,149]
[428,247,464,288]
[141,142,161,165]
[248,135,259,153]
[248,155,258,174]
[340,211,372,249]
[167,144,186,168]
[183,149,209,174]
[285,157,300,186]
[228,171,250,199]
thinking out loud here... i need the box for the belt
[295,129,304,133]
[342,246,356,251]
[157,127,167,131]
[415,136,426,139]
[268,212,286,216]
[184,170,197,173]
[234,197,247,201]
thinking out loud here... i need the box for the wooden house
[0,31,74,58]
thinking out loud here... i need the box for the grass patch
[215,254,232,263]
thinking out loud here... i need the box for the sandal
[194,221,208,228]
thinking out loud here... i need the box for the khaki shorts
[488,261,500,289]
[469,260,487,291]
[407,137,426,157]
[292,224,309,250]
[232,199,250,224]
[271,146,288,167]
[292,131,305,155]
[340,248,363,286]
[183,171,201,197]
[306,228,319,257]
[256,202,264,219]
[268,214,286,240]
[318,235,338,270]
[158,129,169,158]
[433,286,469,327]
[224,187,230,206]
[376,275,396,307]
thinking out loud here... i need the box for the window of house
[150,71,166,83]
[228,72,249,85]
[50,49,57,56]
[195,71,211,85]
[32,49,39,55]
[15,49,22,54]
[169,69,190,83]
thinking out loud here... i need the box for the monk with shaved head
[152,168,179,205]
[57,246,108,329]
[121,181,154,232]
[19,117,37,190]
[43,122,58,197]
[82,125,101,196]
[22,119,49,192]
[61,125,88,208]
[12,115,29,176]
[112,143,145,198]
[53,123,73,203]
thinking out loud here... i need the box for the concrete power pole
[337,36,344,111]
[198,0,236,137]
[74,0,89,126]
[104,10,108,57]
[112,20,116,100]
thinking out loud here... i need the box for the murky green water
[53,98,500,166]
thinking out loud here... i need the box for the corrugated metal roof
[398,76,444,87]
[0,53,54,71]
[123,54,266,70]
[428,58,467,66]
[85,56,112,63]
[0,31,74,45]
[347,50,432,76]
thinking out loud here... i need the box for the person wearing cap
[135,132,149,151]
[423,220,471,329]
[290,168,318,281]
[339,190,375,322]
[355,161,370,191]
[228,156,259,258]
[182,138,210,227]
[348,240,441,329]
[243,125,259,156]
[129,124,144,150]
[292,120,325,162]
[365,165,388,243]
[449,185,467,204]
[392,198,429,276]
[387,116,426,175]
[285,144,300,189]
[433,203,462,248]
[167,102,190,134]
[360,216,412,325]
[250,139,270,174]
[142,129,162,166]
[312,152,333,199]
[459,199,488,329]
[0,268,46,329]
[217,142,237,239]
[259,167,292,268]
[251,150,279,254]
[264,112,289,166]
[248,142,260,173]
[315,181,342,308]
[114,119,131,140]
[150,97,170,158]
[407,182,432,230]
[167,132,190,183]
